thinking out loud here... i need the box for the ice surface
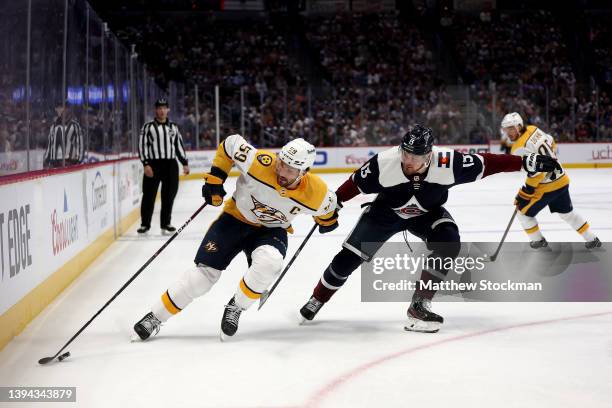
[1,169,611,408]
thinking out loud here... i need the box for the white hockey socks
[559,211,596,241]
[234,245,283,310]
[152,264,221,322]
[517,213,544,242]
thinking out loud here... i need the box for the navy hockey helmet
[401,125,434,155]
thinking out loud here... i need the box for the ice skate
[405,296,443,333]
[220,297,243,341]
[133,312,162,341]
[299,296,324,324]
[585,237,602,250]
[529,238,548,249]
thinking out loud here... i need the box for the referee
[44,102,84,168]
[137,98,190,234]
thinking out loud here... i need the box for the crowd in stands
[589,15,612,88]
[303,12,451,146]
[150,9,610,147]
[452,10,611,141]
[3,8,610,163]
[132,11,473,147]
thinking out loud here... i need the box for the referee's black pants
[140,159,179,228]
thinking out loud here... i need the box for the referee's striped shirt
[138,119,188,166]
[44,118,84,162]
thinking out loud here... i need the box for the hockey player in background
[299,124,562,333]
[501,112,601,249]
[133,135,338,340]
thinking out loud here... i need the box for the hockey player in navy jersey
[299,124,561,333]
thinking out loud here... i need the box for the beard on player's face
[401,151,430,175]
[276,160,301,187]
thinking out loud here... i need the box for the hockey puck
[58,352,70,362]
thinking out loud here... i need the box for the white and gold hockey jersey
[211,134,337,230]
[511,125,569,194]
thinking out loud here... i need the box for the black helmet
[155,98,169,107]
[401,124,434,155]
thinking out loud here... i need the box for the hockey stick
[258,223,318,310]
[489,208,518,262]
[38,203,207,365]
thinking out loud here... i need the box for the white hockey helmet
[278,138,316,172]
[501,112,523,129]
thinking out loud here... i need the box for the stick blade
[38,356,56,365]
[257,290,270,310]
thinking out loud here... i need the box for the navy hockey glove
[514,185,535,211]
[202,174,226,206]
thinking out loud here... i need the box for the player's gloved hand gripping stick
[202,172,227,206]
[38,203,208,365]
[314,201,342,234]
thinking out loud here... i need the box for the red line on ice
[303,310,612,408]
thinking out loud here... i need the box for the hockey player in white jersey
[133,135,338,340]
[501,112,601,249]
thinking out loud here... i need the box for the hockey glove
[314,202,342,234]
[514,185,535,211]
[202,173,226,206]
[522,153,562,173]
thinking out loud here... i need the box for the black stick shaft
[40,203,207,363]
[490,208,517,262]
[258,223,317,310]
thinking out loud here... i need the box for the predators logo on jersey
[250,196,289,224]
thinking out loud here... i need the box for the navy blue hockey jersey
[351,146,489,219]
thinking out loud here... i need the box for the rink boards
[0,159,142,350]
[182,142,612,177]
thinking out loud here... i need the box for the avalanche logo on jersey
[393,197,427,219]
[250,196,288,224]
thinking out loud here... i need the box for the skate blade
[298,314,308,325]
[130,333,143,342]
[404,316,441,333]
[219,332,233,342]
